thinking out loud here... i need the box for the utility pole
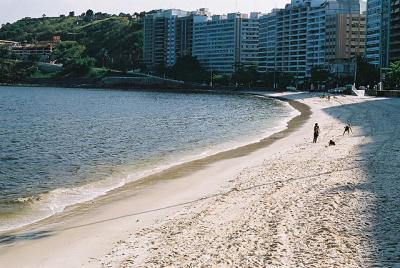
[379,0,392,89]
[354,56,357,85]
[336,63,339,89]
[210,64,213,87]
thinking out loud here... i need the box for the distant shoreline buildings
[144,0,399,81]
[258,0,362,79]
[1,0,398,83]
[192,12,260,74]
[0,36,60,62]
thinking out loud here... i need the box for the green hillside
[0,13,144,71]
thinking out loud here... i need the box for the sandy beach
[1,92,399,267]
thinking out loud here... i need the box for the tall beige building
[325,13,366,76]
[258,0,361,81]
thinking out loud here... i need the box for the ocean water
[0,86,296,232]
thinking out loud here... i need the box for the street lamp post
[379,0,392,89]
[210,63,213,87]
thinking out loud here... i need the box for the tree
[51,41,86,64]
[259,72,275,88]
[0,48,12,59]
[63,56,96,76]
[85,9,94,17]
[79,17,143,71]
[155,62,167,77]
[275,72,295,89]
[168,56,206,82]
[51,41,95,75]
[231,65,259,87]
[84,10,94,22]
[0,15,143,71]
[356,56,380,87]
[0,59,37,82]
[212,74,230,86]
[310,67,330,84]
[387,61,400,88]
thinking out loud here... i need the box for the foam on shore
[0,95,302,234]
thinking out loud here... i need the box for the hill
[0,13,144,71]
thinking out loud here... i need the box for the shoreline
[2,93,398,267]
[0,91,300,235]
[101,94,400,267]
[106,97,309,190]
[0,92,305,234]
[0,83,287,95]
[0,92,312,267]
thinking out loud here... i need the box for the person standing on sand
[313,123,320,143]
[343,124,353,135]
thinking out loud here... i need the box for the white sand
[1,93,399,267]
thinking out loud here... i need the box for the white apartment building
[192,13,260,74]
[144,9,188,68]
[144,9,210,69]
[259,0,360,80]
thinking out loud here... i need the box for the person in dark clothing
[313,123,320,143]
[329,140,336,146]
[343,124,353,135]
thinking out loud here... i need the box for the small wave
[16,196,40,203]
[0,177,127,233]
[0,96,299,233]
[0,156,19,161]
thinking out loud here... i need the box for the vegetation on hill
[1,12,399,91]
[0,16,81,42]
[0,12,144,72]
[0,59,37,83]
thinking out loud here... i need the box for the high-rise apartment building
[390,0,400,62]
[258,10,278,75]
[365,0,391,67]
[259,0,361,80]
[144,2,366,79]
[144,9,210,70]
[192,13,260,74]
[326,13,366,75]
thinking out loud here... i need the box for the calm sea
[0,86,296,231]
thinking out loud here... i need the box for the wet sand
[0,92,309,267]
[2,93,399,267]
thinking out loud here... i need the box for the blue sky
[0,0,289,25]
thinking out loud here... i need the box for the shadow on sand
[322,97,400,266]
[0,230,54,246]
[1,95,398,266]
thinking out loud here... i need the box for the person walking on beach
[343,124,352,135]
[313,123,320,143]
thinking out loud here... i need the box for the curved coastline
[0,93,311,235]
[86,95,311,206]
[108,96,309,186]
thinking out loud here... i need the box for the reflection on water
[0,87,293,230]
